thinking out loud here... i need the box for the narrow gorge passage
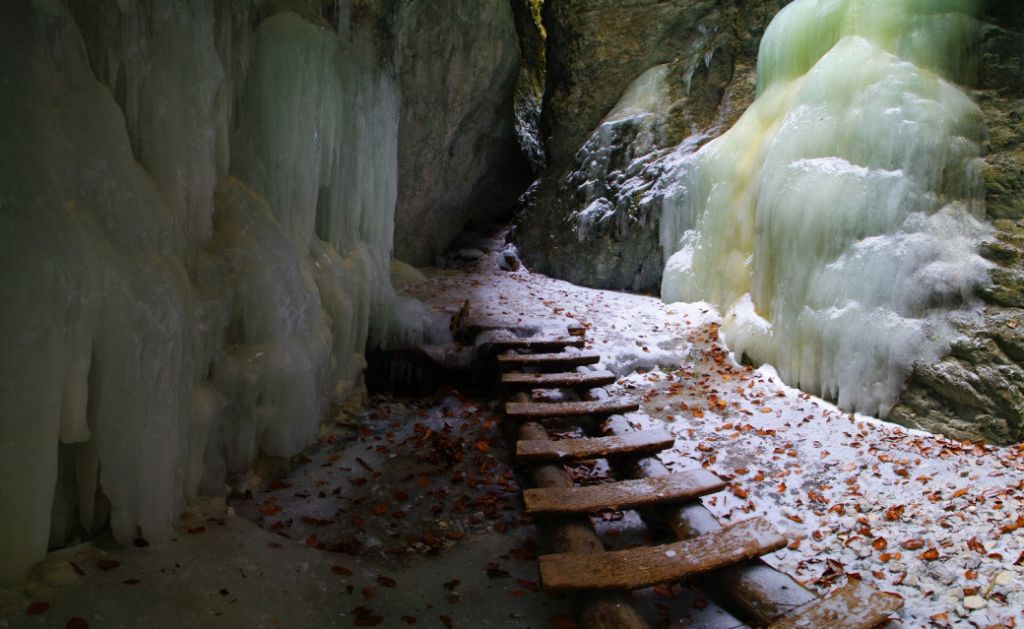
[3,0,1023,628]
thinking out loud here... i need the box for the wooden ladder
[491,324,903,629]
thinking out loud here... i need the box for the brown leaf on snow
[871,537,888,551]
[919,548,940,561]
[901,539,925,551]
[885,505,905,521]
[258,504,282,516]
[516,578,540,592]
[331,565,353,576]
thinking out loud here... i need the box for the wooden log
[501,370,617,390]
[600,415,821,624]
[518,419,650,629]
[524,471,725,516]
[539,517,787,591]
[505,398,639,420]
[516,430,675,462]
[766,579,903,629]
[496,351,601,370]
[489,336,585,352]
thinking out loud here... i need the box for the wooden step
[539,517,787,591]
[501,370,616,391]
[497,351,601,370]
[505,398,639,419]
[523,470,724,515]
[567,323,586,337]
[766,579,903,628]
[516,430,675,462]
[488,336,585,352]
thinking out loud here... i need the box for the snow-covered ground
[408,236,1024,628]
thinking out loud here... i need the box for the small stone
[963,595,987,610]
[994,571,1013,586]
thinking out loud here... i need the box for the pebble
[963,595,987,610]
[926,562,956,586]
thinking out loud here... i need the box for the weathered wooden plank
[489,336,585,351]
[501,369,616,390]
[603,417,819,624]
[766,579,903,629]
[518,417,651,629]
[516,430,675,462]
[505,398,639,419]
[497,351,601,370]
[567,323,586,337]
[524,470,724,515]
[539,517,787,591]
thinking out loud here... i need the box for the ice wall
[0,1,447,586]
[660,0,991,416]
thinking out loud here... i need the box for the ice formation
[659,0,991,417]
[0,1,447,585]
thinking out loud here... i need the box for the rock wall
[0,0,522,585]
[889,8,1024,444]
[514,0,786,291]
[392,0,530,265]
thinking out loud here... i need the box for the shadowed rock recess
[515,0,788,292]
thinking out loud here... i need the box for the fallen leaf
[550,614,578,629]
[516,578,540,592]
[919,548,940,561]
[26,602,49,615]
[259,504,282,516]
[885,505,905,521]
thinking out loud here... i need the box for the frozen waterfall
[0,2,447,585]
[659,0,992,417]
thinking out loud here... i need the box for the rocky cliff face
[890,8,1024,444]
[393,0,530,265]
[514,0,786,291]
[0,0,524,585]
